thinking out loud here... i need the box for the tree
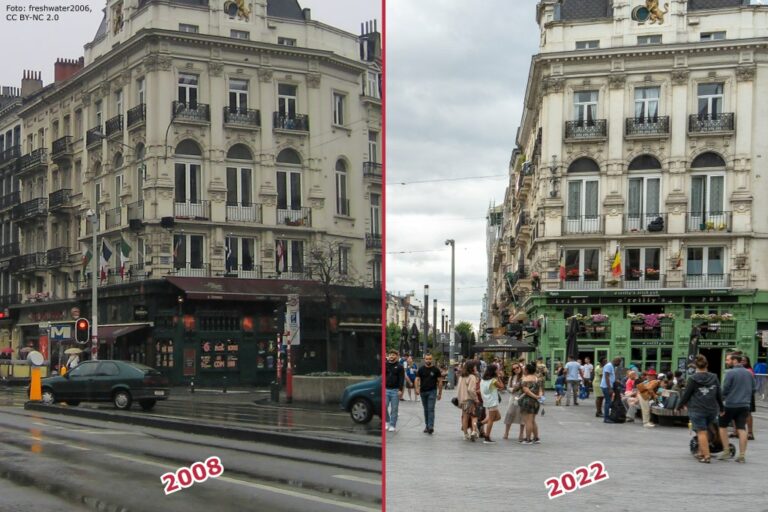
[386,323,402,353]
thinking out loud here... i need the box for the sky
[385,0,540,332]
[0,0,380,87]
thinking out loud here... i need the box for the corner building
[491,0,768,380]
[1,0,382,384]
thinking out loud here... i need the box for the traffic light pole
[90,210,99,361]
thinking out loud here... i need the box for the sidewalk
[386,389,767,511]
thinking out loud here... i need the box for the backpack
[647,216,664,232]
[609,394,627,423]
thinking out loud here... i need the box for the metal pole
[433,299,437,357]
[423,285,429,358]
[91,210,98,361]
[447,239,456,388]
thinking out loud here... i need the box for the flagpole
[88,208,99,361]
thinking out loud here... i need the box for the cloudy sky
[385,0,540,331]
[0,0,379,87]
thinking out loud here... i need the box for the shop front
[9,300,79,370]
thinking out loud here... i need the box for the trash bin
[270,381,280,403]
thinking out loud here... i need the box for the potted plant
[630,268,642,278]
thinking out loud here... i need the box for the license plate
[154,391,165,396]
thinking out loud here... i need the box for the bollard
[189,377,195,394]
[222,376,227,393]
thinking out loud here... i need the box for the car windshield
[67,361,100,377]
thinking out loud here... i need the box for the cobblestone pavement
[386,390,766,511]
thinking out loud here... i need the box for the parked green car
[340,377,381,424]
[39,360,170,411]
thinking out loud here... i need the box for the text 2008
[544,461,609,499]
[160,456,224,495]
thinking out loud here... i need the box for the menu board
[156,340,174,368]
[200,340,239,370]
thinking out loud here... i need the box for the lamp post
[445,239,455,388]
[422,285,429,358]
[86,208,99,361]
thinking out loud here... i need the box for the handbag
[451,396,460,408]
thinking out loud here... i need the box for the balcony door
[370,193,381,236]
[627,176,660,231]
[566,179,599,233]
[278,84,297,119]
[573,91,598,126]
[228,79,248,113]
[225,236,257,277]
[178,74,198,109]
[226,167,252,207]
[697,83,723,118]
[173,234,204,275]
[277,170,301,211]
[690,174,724,231]
[634,87,659,122]
[625,248,661,288]
[686,247,725,288]
[275,239,304,276]
[564,248,599,288]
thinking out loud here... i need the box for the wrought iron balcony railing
[565,119,607,140]
[105,206,122,229]
[277,207,312,227]
[86,127,103,147]
[684,273,730,289]
[686,211,732,233]
[272,266,308,280]
[171,263,211,277]
[173,101,210,122]
[624,213,667,233]
[226,202,262,223]
[105,114,123,137]
[0,293,21,306]
[561,273,601,290]
[49,189,72,210]
[273,112,309,132]
[366,233,382,250]
[363,162,382,180]
[0,242,19,259]
[0,145,20,165]
[629,318,674,341]
[689,113,734,133]
[20,148,47,171]
[625,116,670,137]
[51,136,73,158]
[223,264,263,279]
[174,200,210,219]
[46,247,69,267]
[12,197,47,221]
[223,107,261,127]
[127,104,146,127]
[9,252,46,273]
[563,214,603,235]
[622,272,664,289]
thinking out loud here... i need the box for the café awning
[166,276,321,301]
[98,323,149,343]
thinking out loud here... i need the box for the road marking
[332,474,380,486]
[107,453,378,511]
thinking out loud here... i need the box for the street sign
[50,324,73,341]
[285,294,300,346]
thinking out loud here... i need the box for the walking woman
[519,362,543,444]
[554,362,566,406]
[503,362,525,441]
[457,361,478,440]
[479,363,505,444]
[676,354,723,463]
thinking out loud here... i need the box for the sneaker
[387,426,396,432]
[521,439,533,445]
[595,412,602,417]
[643,423,656,428]
[423,428,429,433]
[717,452,730,461]
[533,438,541,444]
[483,439,496,444]
[736,454,745,463]
[604,419,616,423]
[428,428,434,434]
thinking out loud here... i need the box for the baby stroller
[689,421,736,458]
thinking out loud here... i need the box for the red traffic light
[0,312,6,319]
[75,318,90,343]
[77,319,88,329]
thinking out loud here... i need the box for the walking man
[385,349,404,432]
[415,353,443,434]
[718,353,756,462]
[565,355,583,406]
[581,357,593,398]
[593,358,604,417]
[601,357,621,423]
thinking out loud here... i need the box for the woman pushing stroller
[676,354,724,463]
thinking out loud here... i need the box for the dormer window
[637,35,662,45]
[575,40,599,50]
[700,31,726,41]
[179,24,199,34]
[278,37,297,47]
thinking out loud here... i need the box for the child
[554,363,566,406]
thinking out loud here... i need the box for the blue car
[340,377,381,424]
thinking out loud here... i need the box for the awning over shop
[98,324,149,343]
[166,276,322,301]
[472,335,536,353]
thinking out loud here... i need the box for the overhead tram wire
[387,174,507,186]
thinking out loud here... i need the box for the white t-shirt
[582,363,593,379]
[480,378,500,408]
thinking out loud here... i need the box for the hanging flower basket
[691,313,733,322]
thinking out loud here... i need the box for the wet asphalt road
[0,388,382,511]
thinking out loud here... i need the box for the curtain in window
[290,173,301,209]
[584,249,599,273]
[707,247,724,274]
[585,181,598,218]
[174,164,186,203]
[226,168,237,205]
[691,176,704,215]
[687,248,703,275]
[189,165,200,203]
[276,172,287,209]
[190,236,203,268]
[646,248,661,270]
[646,178,660,215]
[627,249,641,277]
[709,176,724,214]
[567,181,580,219]
[241,169,252,206]
[292,241,303,272]
[628,178,642,217]
[242,240,253,270]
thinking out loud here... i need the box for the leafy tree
[386,323,402,353]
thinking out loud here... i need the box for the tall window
[370,193,381,236]
[137,238,145,268]
[566,179,599,232]
[173,234,204,272]
[226,167,252,206]
[229,79,248,113]
[275,239,304,274]
[335,159,348,215]
[333,93,345,125]
[368,132,378,162]
[573,91,598,125]
[564,248,600,284]
[115,89,123,115]
[115,174,124,207]
[75,109,82,136]
[178,74,199,107]
[278,84,297,119]
[135,143,145,198]
[627,176,660,231]
[372,256,381,286]
[625,248,661,285]
[175,163,201,204]
[366,71,380,98]
[634,87,659,121]
[339,246,350,275]
[276,149,302,217]
[95,100,103,127]
[225,236,256,273]
[63,115,70,136]
[686,247,725,287]
[690,175,724,226]
[137,78,145,105]
[697,83,723,118]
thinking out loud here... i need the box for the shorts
[688,411,717,432]
[406,381,414,389]
[555,384,565,396]
[718,406,750,430]
[461,399,476,415]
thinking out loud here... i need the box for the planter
[292,375,374,404]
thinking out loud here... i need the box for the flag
[675,249,683,269]
[611,245,622,277]
[100,240,112,282]
[558,248,566,281]
[276,240,285,272]
[119,236,131,278]
[173,237,182,260]
[225,239,233,273]
[82,244,92,273]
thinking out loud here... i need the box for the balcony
[223,107,261,128]
[128,263,148,282]
[172,263,211,277]
[12,198,47,222]
[688,113,734,134]
[105,206,122,229]
[224,264,262,279]
[515,211,529,237]
[49,189,72,211]
[565,119,607,141]
[174,200,210,220]
[9,252,46,273]
[629,317,674,341]
[561,273,601,290]
[624,213,667,234]
[622,272,665,289]
[563,215,602,235]
[173,101,210,123]
[0,145,21,167]
[0,293,21,306]
[336,198,351,216]
[363,162,382,181]
[686,211,731,233]
[0,242,19,259]
[694,320,736,342]
[366,233,382,250]
[565,321,611,340]
[277,207,312,227]
[20,148,47,172]
[273,266,308,280]
[273,112,309,132]
[684,274,730,288]
[51,136,73,160]
[86,127,102,148]
[46,247,69,267]
[625,116,670,138]
[105,114,123,137]
[0,191,20,212]
[128,200,144,221]
[127,104,146,128]
[226,202,262,223]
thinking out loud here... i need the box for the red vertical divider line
[380,0,387,509]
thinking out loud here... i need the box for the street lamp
[423,284,429,358]
[86,208,99,361]
[445,239,455,388]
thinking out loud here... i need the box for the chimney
[54,57,85,83]
[20,70,43,97]
[302,8,311,20]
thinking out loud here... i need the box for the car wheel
[139,399,156,411]
[41,388,55,405]
[113,390,132,410]
[65,401,80,406]
[350,398,373,424]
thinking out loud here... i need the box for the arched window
[113,152,124,170]
[276,149,303,219]
[276,148,301,165]
[135,143,145,162]
[335,159,349,216]
[174,139,202,212]
[227,144,253,161]
[691,152,725,169]
[175,139,202,157]
[567,157,600,173]
[226,144,254,211]
[628,154,661,171]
